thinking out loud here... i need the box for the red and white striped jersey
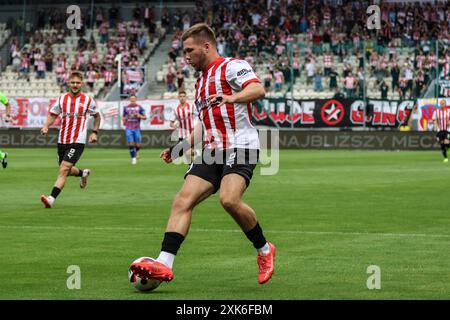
[172,103,196,139]
[440,87,450,97]
[323,8,331,23]
[432,107,450,131]
[50,92,98,144]
[194,57,261,150]
[103,70,113,83]
[323,54,333,68]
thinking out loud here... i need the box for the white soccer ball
[128,257,162,292]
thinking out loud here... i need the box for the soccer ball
[128,257,162,292]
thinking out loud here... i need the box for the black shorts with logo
[57,143,85,165]
[184,148,259,194]
[436,131,450,142]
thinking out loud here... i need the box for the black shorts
[436,131,450,142]
[184,148,259,194]
[57,143,85,165]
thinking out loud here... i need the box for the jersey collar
[203,56,225,74]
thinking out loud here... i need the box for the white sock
[257,242,270,255]
[156,251,175,269]
[48,196,55,204]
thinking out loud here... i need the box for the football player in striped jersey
[130,23,275,286]
[39,71,101,208]
[433,99,450,163]
[169,90,196,162]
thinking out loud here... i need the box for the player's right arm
[169,120,179,129]
[160,121,202,163]
[432,110,437,131]
[41,97,61,135]
[41,113,58,135]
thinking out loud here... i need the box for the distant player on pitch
[0,90,12,168]
[130,23,275,286]
[169,90,196,162]
[122,94,146,165]
[40,71,101,208]
[433,99,450,163]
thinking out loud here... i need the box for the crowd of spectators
[4,4,163,97]
[163,0,450,99]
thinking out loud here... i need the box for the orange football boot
[257,242,276,284]
[130,259,174,282]
[40,195,52,208]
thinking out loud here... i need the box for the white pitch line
[0,225,449,239]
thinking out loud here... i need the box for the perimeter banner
[0,98,180,130]
[416,98,450,131]
[0,130,440,150]
[252,98,415,128]
[1,97,417,130]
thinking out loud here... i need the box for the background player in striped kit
[39,71,101,208]
[0,90,11,168]
[433,99,450,163]
[122,94,147,165]
[130,23,275,287]
[169,90,196,162]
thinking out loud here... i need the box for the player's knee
[220,195,240,213]
[58,166,71,176]
[172,191,193,212]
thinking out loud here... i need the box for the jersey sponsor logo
[61,112,84,118]
[237,68,252,77]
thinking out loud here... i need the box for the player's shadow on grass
[130,289,176,296]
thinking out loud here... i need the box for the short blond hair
[181,23,216,46]
[69,71,84,81]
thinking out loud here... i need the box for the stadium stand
[0,1,448,101]
[0,7,165,99]
[0,23,10,48]
[156,0,450,100]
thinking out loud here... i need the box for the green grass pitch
[0,148,449,299]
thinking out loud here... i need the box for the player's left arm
[88,99,101,143]
[0,92,11,122]
[208,60,265,106]
[139,106,147,120]
[89,113,101,143]
[122,107,128,125]
[209,82,266,107]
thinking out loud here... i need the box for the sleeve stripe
[242,78,261,89]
